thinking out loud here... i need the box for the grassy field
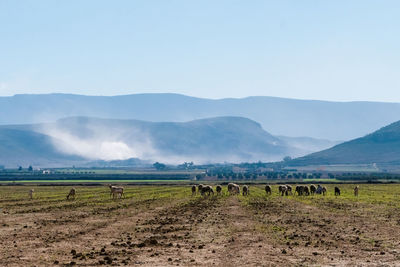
[0,184,399,266]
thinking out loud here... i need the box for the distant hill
[0,116,308,167]
[1,93,400,140]
[35,116,291,164]
[290,120,400,167]
[277,136,341,157]
[0,128,83,167]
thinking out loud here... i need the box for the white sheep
[108,185,124,199]
[278,185,287,196]
[228,183,240,195]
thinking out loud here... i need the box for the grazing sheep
[286,185,293,195]
[265,185,272,195]
[303,186,310,196]
[315,185,323,194]
[28,189,34,200]
[334,186,341,196]
[216,185,222,195]
[242,185,249,196]
[279,185,287,196]
[310,184,317,195]
[322,186,327,196]
[108,185,125,199]
[227,183,234,193]
[295,185,304,196]
[234,184,240,195]
[228,183,240,195]
[354,186,359,197]
[201,185,214,196]
[191,185,196,195]
[66,188,76,200]
[198,184,204,194]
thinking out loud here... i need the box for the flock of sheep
[192,183,249,196]
[26,183,360,200]
[192,183,360,197]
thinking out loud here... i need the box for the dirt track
[0,185,400,266]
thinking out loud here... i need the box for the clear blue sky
[1,0,400,101]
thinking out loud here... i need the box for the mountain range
[2,93,400,140]
[1,93,400,168]
[0,116,334,167]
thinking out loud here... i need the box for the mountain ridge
[290,120,400,167]
[1,93,400,140]
[0,116,338,167]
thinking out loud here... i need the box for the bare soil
[0,186,400,266]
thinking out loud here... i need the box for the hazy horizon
[2,92,400,104]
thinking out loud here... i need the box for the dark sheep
[198,184,204,194]
[303,186,310,196]
[201,185,214,196]
[66,188,76,200]
[315,185,323,194]
[334,186,341,196]
[242,185,249,196]
[216,185,222,195]
[286,185,292,195]
[354,186,359,196]
[191,185,196,195]
[296,185,304,196]
[310,184,316,195]
[265,185,272,195]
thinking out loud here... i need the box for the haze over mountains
[2,93,400,140]
[0,116,333,167]
[1,93,400,168]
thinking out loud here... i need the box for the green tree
[153,162,166,170]
[283,156,292,163]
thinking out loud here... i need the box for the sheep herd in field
[192,183,243,197]
[24,183,361,200]
[191,183,361,198]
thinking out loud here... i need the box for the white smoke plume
[41,120,157,161]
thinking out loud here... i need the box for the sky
[1,0,400,102]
